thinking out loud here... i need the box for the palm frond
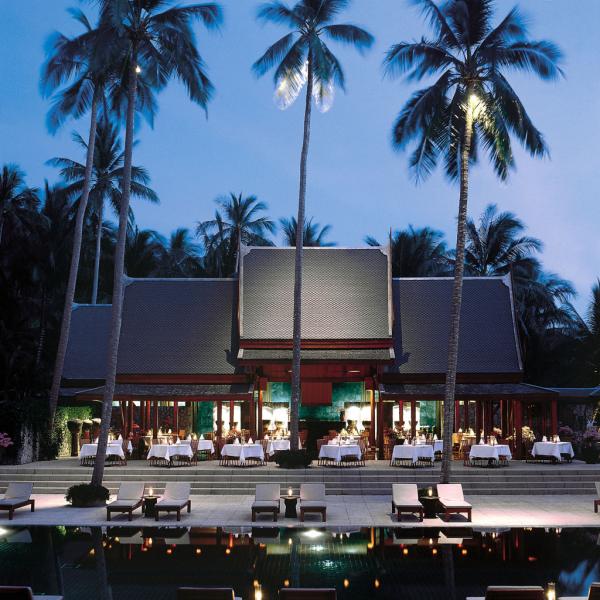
[322,24,374,54]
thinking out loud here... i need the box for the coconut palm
[366,226,449,276]
[253,0,374,450]
[125,226,164,277]
[0,165,39,247]
[586,281,600,385]
[280,216,335,247]
[48,119,159,303]
[41,7,116,426]
[90,0,222,486]
[196,193,276,275]
[156,228,203,277]
[384,0,563,482]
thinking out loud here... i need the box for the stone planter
[66,420,82,457]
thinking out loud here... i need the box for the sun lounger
[279,589,337,599]
[0,483,34,521]
[437,483,472,521]
[251,484,280,522]
[155,482,191,522]
[177,588,238,600]
[594,483,600,513]
[299,483,326,522]
[588,582,600,599]
[484,586,545,599]
[391,484,424,521]
[106,482,144,521]
[0,586,62,599]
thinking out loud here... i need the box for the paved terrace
[1,494,598,529]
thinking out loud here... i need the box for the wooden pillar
[120,401,126,434]
[485,400,493,436]
[376,395,384,459]
[128,400,134,436]
[475,401,483,438]
[551,397,558,435]
[173,401,179,436]
[398,400,403,429]
[257,388,264,439]
[454,400,460,432]
[217,400,223,442]
[153,399,159,434]
[369,388,376,447]
[541,403,547,437]
[514,400,523,459]
[146,401,151,432]
[249,393,256,439]
[410,400,417,437]
[229,400,235,429]
[500,399,505,436]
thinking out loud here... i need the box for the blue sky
[1,0,599,315]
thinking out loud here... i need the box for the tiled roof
[237,348,394,362]
[116,278,240,375]
[240,246,391,340]
[379,383,552,398]
[62,304,111,381]
[389,276,522,375]
[75,383,252,399]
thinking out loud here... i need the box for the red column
[369,389,376,447]
[229,400,235,429]
[500,399,505,436]
[514,400,523,459]
[464,401,470,430]
[410,401,417,437]
[120,401,126,434]
[551,397,558,435]
[249,393,256,439]
[541,403,547,437]
[128,400,134,436]
[475,401,482,438]
[485,400,493,436]
[398,400,403,429]
[257,388,264,439]
[377,395,384,459]
[217,400,223,442]
[454,400,460,432]
[153,400,158,435]
[146,401,151,432]
[173,401,179,436]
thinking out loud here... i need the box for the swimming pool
[0,526,597,599]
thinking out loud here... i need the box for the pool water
[0,526,598,599]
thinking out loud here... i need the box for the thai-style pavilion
[59,245,558,458]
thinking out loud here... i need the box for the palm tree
[41,7,114,426]
[0,165,39,247]
[125,225,164,277]
[463,204,541,276]
[253,0,373,450]
[196,193,276,275]
[586,281,600,386]
[280,216,335,246]
[91,0,222,486]
[384,0,562,482]
[157,228,202,277]
[48,119,159,303]
[366,226,448,276]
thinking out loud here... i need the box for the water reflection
[0,526,599,599]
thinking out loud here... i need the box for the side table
[143,495,159,518]
[281,495,299,518]
[420,495,439,519]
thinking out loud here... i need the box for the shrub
[273,449,312,469]
[558,425,574,438]
[66,484,110,507]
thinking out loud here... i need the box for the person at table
[346,421,359,436]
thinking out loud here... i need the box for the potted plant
[273,449,312,469]
[581,429,600,464]
[66,483,110,507]
[66,419,83,457]
[0,433,13,463]
[558,425,574,442]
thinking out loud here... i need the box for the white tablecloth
[432,440,443,453]
[196,440,215,453]
[469,444,512,461]
[267,439,290,456]
[147,444,194,461]
[532,441,574,461]
[391,444,435,464]
[319,444,362,463]
[222,443,264,463]
[80,442,128,460]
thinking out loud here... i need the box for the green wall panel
[196,401,214,435]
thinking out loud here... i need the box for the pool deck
[2,493,599,529]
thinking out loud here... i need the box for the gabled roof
[62,304,111,381]
[239,246,392,341]
[388,276,522,375]
[116,278,240,375]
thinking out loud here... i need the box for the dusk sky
[1,0,599,315]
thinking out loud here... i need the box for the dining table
[266,439,291,456]
[79,440,131,464]
[319,443,361,464]
[147,443,194,462]
[469,444,512,462]
[390,443,435,465]
[531,441,574,461]
[221,443,265,464]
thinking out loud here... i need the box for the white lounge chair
[299,483,326,522]
[391,484,424,521]
[0,586,63,599]
[106,482,145,521]
[155,482,191,522]
[437,483,472,521]
[0,483,34,520]
[251,484,280,522]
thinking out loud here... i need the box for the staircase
[0,462,598,496]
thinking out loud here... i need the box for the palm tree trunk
[289,59,313,452]
[48,90,100,426]
[0,208,5,247]
[440,96,474,484]
[91,201,104,304]
[91,55,138,486]
[36,287,47,369]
